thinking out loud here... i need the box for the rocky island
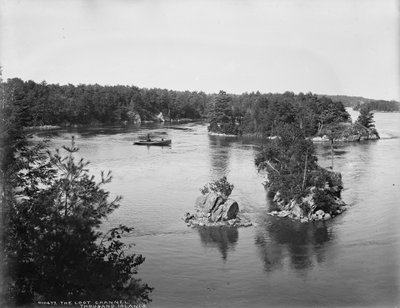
[184,177,252,228]
[207,91,380,144]
[255,124,348,223]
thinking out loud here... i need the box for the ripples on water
[39,112,400,307]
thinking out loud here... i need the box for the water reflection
[208,135,235,178]
[197,226,239,260]
[316,141,374,206]
[255,214,332,273]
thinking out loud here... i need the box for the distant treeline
[210,91,350,136]
[326,95,400,112]
[5,78,388,135]
[352,100,400,112]
[4,78,211,126]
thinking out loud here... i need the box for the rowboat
[133,139,171,146]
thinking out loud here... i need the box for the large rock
[290,202,304,218]
[156,112,165,122]
[188,193,244,226]
[208,198,239,222]
[210,205,224,222]
[221,199,239,221]
[195,193,225,215]
[273,191,281,202]
[126,111,141,124]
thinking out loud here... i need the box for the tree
[255,124,318,203]
[320,121,348,169]
[3,136,153,305]
[0,77,153,306]
[1,75,153,305]
[208,91,237,134]
[356,105,375,129]
[210,91,232,123]
[316,97,350,135]
[255,123,344,216]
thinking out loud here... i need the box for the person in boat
[147,133,151,141]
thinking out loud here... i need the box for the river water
[41,111,400,307]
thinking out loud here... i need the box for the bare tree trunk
[302,149,308,191]
[330,140,334,169]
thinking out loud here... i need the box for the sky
[0,0,399,100]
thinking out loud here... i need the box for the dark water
[41,111,400,307]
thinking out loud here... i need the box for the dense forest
[3,78,211,126]
[209,90,350,136]
[3,78,394,138]
[3,78,352,138]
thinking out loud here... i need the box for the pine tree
[1,76,152,304]
[356,105,375,129]
[208,91,236,134]
[3,137,153,305]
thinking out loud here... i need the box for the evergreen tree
[255,124,318,202]
[1,75,152,305]
[208,91,237,134]
[356,105,375,129]
[209,91,232,122]
[255,124,344,215]
[3,137,153,305]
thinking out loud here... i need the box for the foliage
[356,105,375,129]
[3,138,153,305]
[200,176,234,198]
[2,78,210,126]
[255,124,318,203]
[208,91,241,135]
[208,91,349,137]
[353,100,399,112]
[235,92,350,137]
[209,91,232,124]
[255,124,343,215]
[1,77,152,305]
[327,94,399,112]
[3,78,353,139]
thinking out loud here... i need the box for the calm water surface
[41,111,400,307]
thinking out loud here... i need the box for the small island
[184,177,252,228]
[255,124,346,222]
[207,90,380,143]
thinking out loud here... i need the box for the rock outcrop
[126,111,141,124]
[184,192,251,227]
[268,185,346,223]
[156,112,165,122]
[312,123,380,143]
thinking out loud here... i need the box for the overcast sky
[0,0,399,100]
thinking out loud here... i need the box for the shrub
[200,176,234,198]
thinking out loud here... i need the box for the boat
[133,139,171,146]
